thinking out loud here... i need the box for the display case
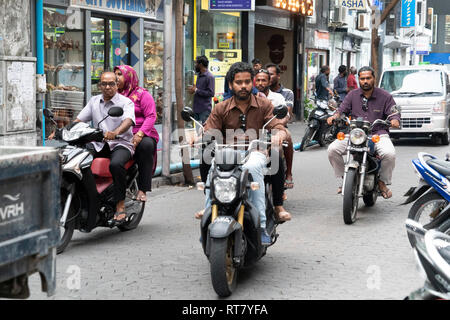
[91,17,105,96]
[43,7,84,135]
[143,26,164,124]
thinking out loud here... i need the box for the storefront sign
[401,0,416,28]
[340,0,367,10]
[70,0,160,18]
[205,49,242,77]
[209,0,254,11]
[410,36,431,55]
[314,31,329,49]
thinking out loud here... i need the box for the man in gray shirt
[76,71,135,225]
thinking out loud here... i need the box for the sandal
[195,209,205,220]
[108,211,132,227]
[337,186,342,194]
[284,179,294,189]
[282,193,288,201]
[275,207,292,222]
[136,192,147,202]
[380,188,393,199]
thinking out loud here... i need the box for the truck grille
[401,117,431,128]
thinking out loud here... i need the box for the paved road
[26,121,449,300]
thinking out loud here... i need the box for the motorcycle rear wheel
[343,168,359,225]
[209,237,237,297]
[407,191,449,247]
[318,124,333,147]
[300,127,314,151]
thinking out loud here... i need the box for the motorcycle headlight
[213,177,238,204]
[350,128,367,145]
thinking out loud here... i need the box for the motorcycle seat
[426,159,450,177]
[91,158,134,178]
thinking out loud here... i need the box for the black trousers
[199,149,285,206]
[134,136,157,192]
[86,143,131,205]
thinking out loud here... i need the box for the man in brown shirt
[196,62,291,245]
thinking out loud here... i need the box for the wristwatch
[136,131,144,138]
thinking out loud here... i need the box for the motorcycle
[44,107,145,254]
[300,94,346,151]
[181,105,288,297]
[404,219,450,300]
[402,152,450,247]
[339,109,399,224]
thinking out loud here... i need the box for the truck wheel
[343,168,359,225]
[210,237,237,297]
[441,132,449,145]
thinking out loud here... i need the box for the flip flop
[284,179,294,189]
[282,193,288,201]
[108,211,132,227]
[380,189,393,199]
[195,209,204,220]
[137,193,147,202]
[337,186,342,194]
[275,209,292,222]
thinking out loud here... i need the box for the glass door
[91,16,129,96]
[143,26,164,124]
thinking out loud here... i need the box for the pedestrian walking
[333,65,348,102]
[347,66,358,92]
[189,55,215,124]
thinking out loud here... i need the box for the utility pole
[175,0,194,185]
[369,0,400,83]
[162,0,173,178]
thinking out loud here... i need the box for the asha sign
[340,0,367,10]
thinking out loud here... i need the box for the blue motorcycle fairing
[413,158,450,202]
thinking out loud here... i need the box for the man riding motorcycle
[193,62,291,245]
[326,66,400,198]
[75,71,136,226]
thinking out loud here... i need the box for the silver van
[379,65,450,145]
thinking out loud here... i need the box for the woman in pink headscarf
[114,65,159,202]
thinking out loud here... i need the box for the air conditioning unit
[357,13,369,31]
[334,6,348,24]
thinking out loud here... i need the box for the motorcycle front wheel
[343,168,359,224]
[57,187,76,254]
[209,237,237,297]
[300,127,315,151]
[407,191,449,247]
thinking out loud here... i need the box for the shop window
[143,26,164,125]
[91,17,130,96]
[44,7,85,137]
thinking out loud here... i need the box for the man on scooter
[193,62,291,245]
[326,66,400,198]
[75,71,136,226]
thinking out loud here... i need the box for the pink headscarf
[114,65,144,102]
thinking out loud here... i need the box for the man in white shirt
[76,71,135,226]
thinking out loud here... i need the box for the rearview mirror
[273,105,288,119]
[108,106,124,117]
[43,108,54,119]
[181,107,195,122]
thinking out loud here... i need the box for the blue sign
[423,53,450,64]
[401,0,416,27]
[209,0,254,11]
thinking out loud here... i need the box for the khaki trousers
[327,134,396,185]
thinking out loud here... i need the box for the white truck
[379,64,450,145]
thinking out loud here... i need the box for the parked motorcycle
[44,108,145,254]
[404,219,450,300]
[402,152,450,247]
[340,108,399,224]
[181,105,288,297]
[300,94,346,151]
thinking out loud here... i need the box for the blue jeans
[194,110,211,124]
[204,151,267,229]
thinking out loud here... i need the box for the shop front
[186,0,243,102]
[305,30,329,98]
[42,0,164,138]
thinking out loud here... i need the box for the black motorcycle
[44,108,145,254]
[340,109,399,224]
[300,96,345,151]
[405,219,450,300]
[181,105,288,297]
